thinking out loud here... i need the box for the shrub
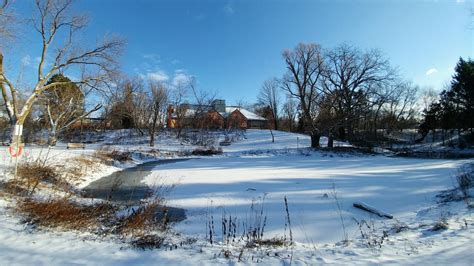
[431,218,449,231]
[118,199,169,235]
[246,237,287,248]
[0,179,29,196]
[15,161,70,195]
[130,234,165,250]
[191,147,223,156]
[94,147,132,164]
[456,164,474,199]
[16,198,115,231]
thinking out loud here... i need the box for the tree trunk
[10,122,23,147]
[310,132,320,148]
[48,126,58,146]
[48,134,57,146]
[328,129,334,148]
[149,129,155,147]
[347,125,354,141]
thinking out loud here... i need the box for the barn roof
[225,107,266,121]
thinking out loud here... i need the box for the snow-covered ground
[0,129,472,265]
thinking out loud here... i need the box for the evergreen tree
[449,58,474,131]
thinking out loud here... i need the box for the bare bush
[430,217,449,231]
[16,198,115,231]
[94,147,132,164]
[118,199,169,235]
[15,193,172,248]
[207,195,292,250]
[16,161,72,195]
[354,218,389,250]
[0,179,29,196]
[456,163,473,200]
[191,147,223,156]
[130,234,165,250]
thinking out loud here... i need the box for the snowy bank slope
[0,129,472,265]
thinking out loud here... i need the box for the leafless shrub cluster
[180,130,219,147]
[438,163,474,206]
[14,189,172,249]
[94,147,132,164]
[16,198,115,231]
[207,195,292,262]
[430,217,449,231]
[353,218,389,250]
[118,199,169,235]
[207,196,295,263]
[456,163,474,201]
[191,147,223,156]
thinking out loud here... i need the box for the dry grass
[118,199,169,235]
[94,147,132,164]
[431,218,449,231]
[17,161,59,184]
[9,161,72,196]
[61,155,103,187]
[14,193,171,248]
[0,179,29,196]
[456,164,473,199]
[130,234,165,250]
[191,147,223,156]
[3,150,174,249]
[16,198,115,231]
[246,237,287,248]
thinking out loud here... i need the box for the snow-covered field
[0,129,472,265]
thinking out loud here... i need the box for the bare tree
[258,78,280,130]
[0,0,13,42]
[381,81,419,134]
[133,81,169,146]
[170,79,190,139]
[189,78,216,129]
[281,43,325,148]
[322,44,397,144]
[41,74,101,145]
[282,97,297,132]
[0,0,124,145]
[420,87,439,112]
[101,76,139,130]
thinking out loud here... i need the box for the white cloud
[21,55,31,66]
[146,70,169,82]
[425,68,438,76]
[143,54,161,63]
[456,0,465,4]
[172,71,193,87]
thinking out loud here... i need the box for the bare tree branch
[0,0,125,144]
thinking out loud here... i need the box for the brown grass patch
[16,198,115,231]
[118,200,169,235]
[94,147,132,165]
[246,237,287,248]
[130,234,165,250]
[0,179,29,196]
[16,161,73,195]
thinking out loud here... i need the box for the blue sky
[5,0,473,105]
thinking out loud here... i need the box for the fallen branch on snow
[353,202,393,219]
